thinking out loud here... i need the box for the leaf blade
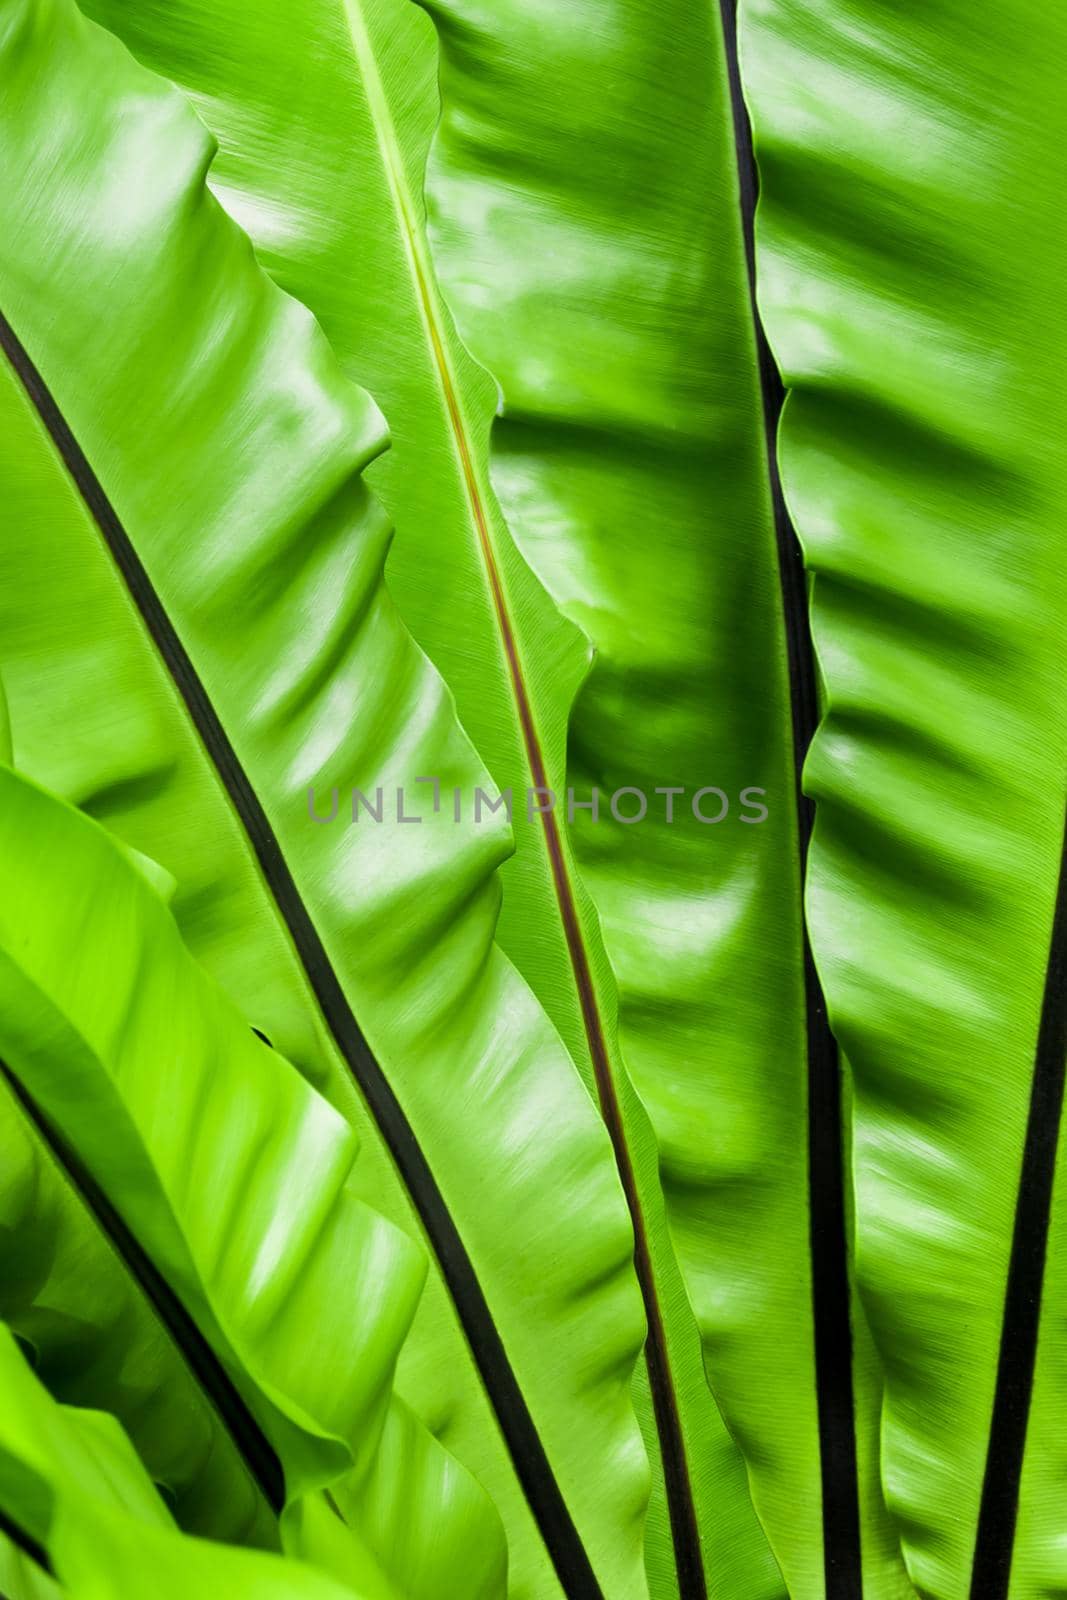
[739,0,1067,1592]
[0,756,511,1597]
[0,2,652,1591]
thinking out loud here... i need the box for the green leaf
[0,758,507,1598]
[0,3,651,1596]
[69,0,908,1593]
[0,1322,381,1599]
[739,1,1067,1597]
[0,1542,61,1600]
[0,1061,278,1547]
[414,3,840,1592]
[34,0,745,1580]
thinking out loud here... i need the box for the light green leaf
[0,759,506,1600]
[0,1541,62,1600]
[0,2,650,1595]
[0,1323,382,1599]
[739,1,1067,1596]
[71,0,908,1593]
[0,1067,277,1547]
[415,2,834,1591]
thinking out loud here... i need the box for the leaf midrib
[0,1507,52,1579]
[340,4,707,1592]
[0,303,602,1600]
[0,1059,283,1518]
[969,809,1067,1597]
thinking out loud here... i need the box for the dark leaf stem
[0,307,602,1600]
[713,5,863,1593]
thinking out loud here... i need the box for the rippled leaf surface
[0,0,656,1595]
[32,0,781,1589]
[741,2,1067,1596]
[4,0,1060,1593]
[0,1068,277,1550]
[0,758,507,1597]
[0,1324,381,1599]
[73,0,887,1591]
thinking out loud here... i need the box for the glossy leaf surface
[0,1068,276,1548]
[0,2,649,1595]
[73,0,875,1590]
[740,2,1067,1596]
[0,692,270,1554]
[0,759,506,1599]
[0,1324,376,1600]
[417,2,835,1591]
[71,1,773,1590]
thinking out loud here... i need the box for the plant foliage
[0,0,1062,1596]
